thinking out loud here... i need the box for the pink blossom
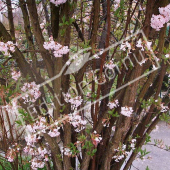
[120,41,131,52]
[136,39,144,51]
[151,4,170,31]
[114,0,120,10]
[165,54,169,58]
[21,82,41,103]
[48,128,60,137]
[0,41,16,55]
[25,134,37,146]
[145,41,152,50]
[43,37,69,57]
[92,136,102,147]
[63,147,72,156]
[160,104,169,112]
[68,113,87,132]
[159,4,170,22]
[11,70,21,80]
[151,14,166,31]
[121,107,133,117]
[3,99,19,114]
[31,158,45,170]
[63,93,83,110]
[50,0,67,6]
[108,100,119,109]
[105,60,116,70]
[40,23,45,29]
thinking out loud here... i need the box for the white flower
[11,70,21,80]
[108,100,119,109]
[146,41,152,50]
[136,39,144,51]
[48,128,60,137]
[21,82,41,103]
[160,104,169,112]
[120,42,131,52]
[50,0,67,6]
[121,107,133,117]
[165,54,169,58]
[43,37,69,57]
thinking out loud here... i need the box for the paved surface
[131,121,170,170]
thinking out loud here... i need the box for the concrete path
[131,121,170,170]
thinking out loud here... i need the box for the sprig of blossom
[2,99,19,114]
[130,139,136,150]
[48,127,60,137]
[62,147,72,156]
[151,4,170,31]
[105,59,116,70]
[43,37,69,57]
[50,0,67,7]
[120,41,131,52]
[113,144,129,162]
[68,112,87,132]
[114,0,120,10]
[21,82,41,103]
[28,147,51,170]
[63,93,83,110]
[24,117,53,169]
[0,41,16,55]
[6,143,20,162]
[91,131,102,147]
[11,70,21,80]
[160,103,169,113]
[121,106,133,117]
[108,100,119,109]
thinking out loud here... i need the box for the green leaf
[146,166,150,170]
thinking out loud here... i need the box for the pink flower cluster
[120,41,131,52]
[21,82,41,103]
[62,147,72,156]
[121,106,133,117]
[26,117,61,138]
[6,143,20,162]
[24,117,56,169]
[91,131,102,147]
[113,144,129,162]
[113,139,136,162]
[43,37,69,57]
[114,0,120,10]
[0,41,16,55]
[11,70,21,80]
[68,112,87,132]
[50,0,67,6]
[160,103,169,113]
[3,99,19,114]
[151,4,170,31]
[0,1,4,10]
[63,93,83,110]
[130,139,136,150]
[48,126,60,137]
[108,100,119,109]
[105,59,116,70]
[24,145,51,170]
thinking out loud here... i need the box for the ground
[131,121,170,170]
